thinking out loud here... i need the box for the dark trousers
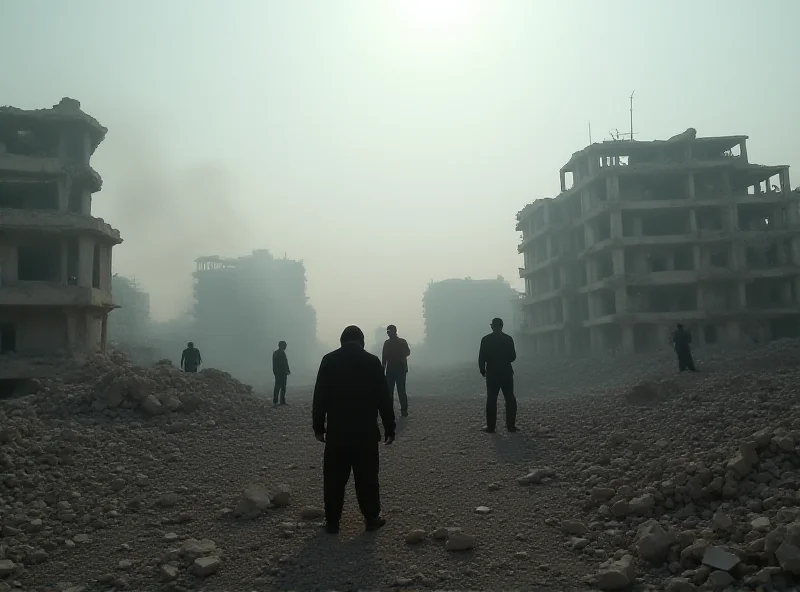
[273,373,287,403]
[486,374,517,430]
[676,348,696,372]
[386,369,408,413]
[323,443,380,524]
[184,365,197,373]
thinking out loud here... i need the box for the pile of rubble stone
[13,351,261,424]
[529,340,800,591]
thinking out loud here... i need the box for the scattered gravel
[0,340,798,591]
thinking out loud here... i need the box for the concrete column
[621,325,634,353]
[693,245,702,270]
[732,243,746,270]
[587,293,597,319]
[689,209,697,232]
[781,281,792,306]
[615,287,628,313]
[99,245,111,292]
[81,192,91,216]
[101,313,108,352]
[584,223,595,248]
[739,140,748,163]
[633,216,642,237]
[57,179,69,212]
[5,246,18,282]
[77,236,94,288]
[561,297,570,323]
[687,173,695,199]
[666,253,675,271]
[696,285,705,311]
[736,282,747,310]
[721,170,731,196]
[728,206,739,231]
[60,240,68,284]
[607,176,620,201]
[610,211,622,238]
[791,239,800,265]
[780,169,791,193]
[612,248,625,275]
[586,259,597,283]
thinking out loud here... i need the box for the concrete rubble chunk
[192,556,221,577]
[561,520,588,535]
[0,559,14,576]
[775,542,800,575]
[405,529,426,544]
[596,554,635,591]
[701,546,740,571]
[234,484,272,519]
[271,484,291,508]
[636,520,678,565]
[445,531,475,551]
[179,538,217,557]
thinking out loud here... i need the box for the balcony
[0,209,121,242]
[0,282,112,307]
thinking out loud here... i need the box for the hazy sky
[2,0,798,345]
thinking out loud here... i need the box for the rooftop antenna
[629,90,636,141]
[588,121,592,144]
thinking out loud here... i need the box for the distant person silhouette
[180,342,202,373]
[672,323,697,372]
[478,318,518,433]
[382,324,411,417]
[312,325,396,535]
[272,341,291,405]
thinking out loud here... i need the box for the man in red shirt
[382,325,411,417]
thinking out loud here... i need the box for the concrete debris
[0,340,799,589]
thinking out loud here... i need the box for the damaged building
[0,98,121,375]
[422,277,517,363]
[517,128,800,355]
[193,250,317,382]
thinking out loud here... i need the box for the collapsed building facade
[193,250,317,381]
[0,98,121,376]
[422,277,516,363]
[517,128,800,356]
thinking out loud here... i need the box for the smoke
[96,114,255,321]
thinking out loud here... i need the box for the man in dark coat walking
[272,340,290,405]
[478,317,518,433]
[672,323,697,372]
[382,324,411,417]
[312,325,396,534]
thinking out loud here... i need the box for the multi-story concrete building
[517,128,800,356]
[193,249,318,380]
[422,277,516,363]
[0,98,121,370]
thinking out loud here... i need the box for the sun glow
[398,0,480,33]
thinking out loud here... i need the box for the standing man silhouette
[382,324,411,417]
[181,342,202,373]
[313,325,396,534]
[272,341,291,405]
[478,318,518,433]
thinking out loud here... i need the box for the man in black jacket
[312,325,396,535]
[272,341,290,405]
[672,323,697,372]
[478,317,518,433]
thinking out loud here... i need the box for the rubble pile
[19,351,260,423]
[0,342,799,590]
[540,342,800,591]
